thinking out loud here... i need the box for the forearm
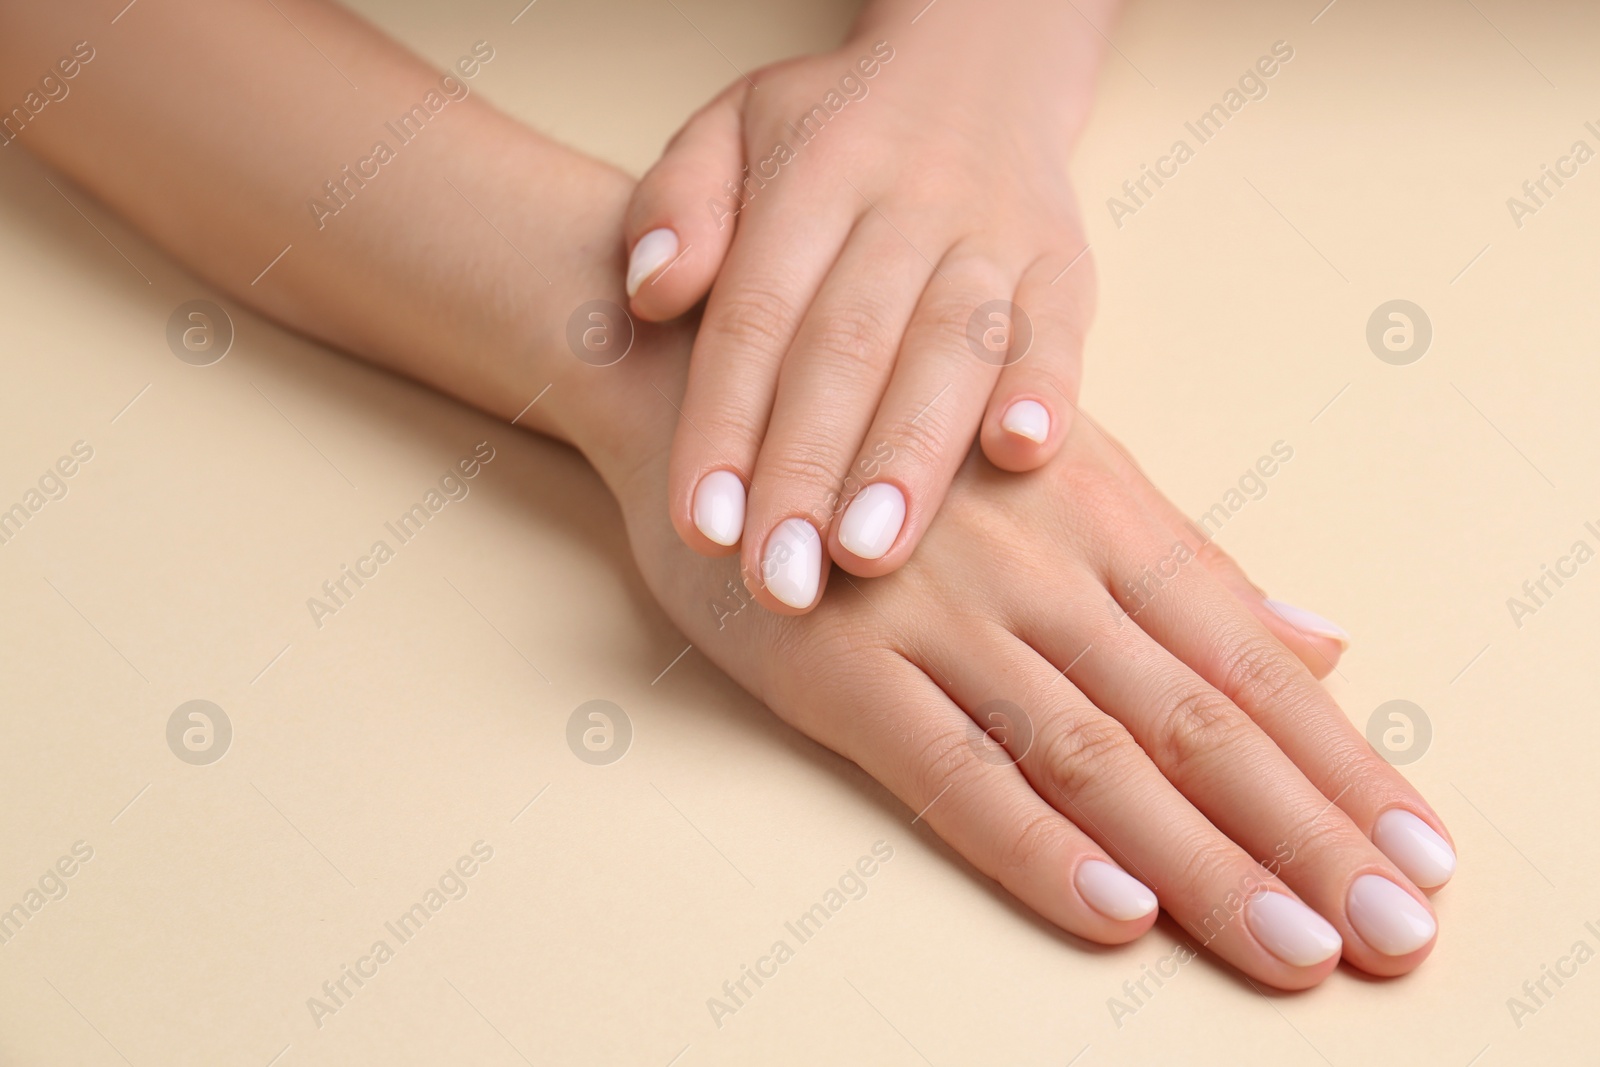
[0,0,666,482]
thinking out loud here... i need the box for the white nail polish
[626,228,679,297]
[763,518,821,609]
[1075,859,1158,921]
[1000,399,1050,443]
[837,483,906,561]
[1372,810,1457,890]
[1245,891,1343,967]
[1263,598,1350,646]
[1347,874,1436,955]
[692,470,745,546]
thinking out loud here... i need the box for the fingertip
[829,480,928,579]
[1075,858,1160,928]
[669,447,746,557]
[1259,598,1349,678]
[1263,598,1351,648]
[1345,873,1438,964]
[1372,809,1458,892]
[1245,890,1345,975]
[625,83,746,320]
[1306,647,1343,680]
[688,468,746,553]
[984,397,1056,472]
[835,482,906,561]
[1001,398,1051,444]
[626,227,684,310]
[754,517,825,614]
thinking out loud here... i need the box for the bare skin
[0,0,1452,989]
[626,0,1113,610]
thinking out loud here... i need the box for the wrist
[537,316,696,504]
[421,110,676,489]
[460,127,695,497]
[845,0,1112,142]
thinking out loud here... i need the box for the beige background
[1,0,1597,1064]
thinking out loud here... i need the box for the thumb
[625,80,750,321]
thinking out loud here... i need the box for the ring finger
[828,239,1017,576]
[1022,552,1438,975]
[922,622,1346,990]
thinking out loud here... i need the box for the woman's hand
[6,0,1451,989]
[623,5,1107,614]
[588,329,1454,990]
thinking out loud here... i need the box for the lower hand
[580,321,1455,991]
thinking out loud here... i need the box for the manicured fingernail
[1075,859,1158,921]
[625,227,679,297]
[1372,810,1456,890]
[1263,598,1350,647]
[692,469,745,547]
[1000,399,1050,443]
[837,483,906,561]
[1246,891,1343,966]
[763,518,821,609]
[1347,874,1436,955]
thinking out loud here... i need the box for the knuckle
[1028,302,1088,364]
[1056,458,1122,502]
[1006,363,1078,410]
[919,260,1012,340]
[1169,834,1254,906]
[1278,802,1352,864]
[760,442,848,504]
[993,807,1070,877]
[1038,711,1136,809]
[923,291,987,345]
[687,391,767,458]
[1042,243,1099,310]
[1216,630,1305,713]
[1149,685,1254,780]
[805,298,899,373]
[1053,461,1132,525]
[940,245,1009,289]
[711,283,801,353]
[1194,539,1253,584]
[763,631,890,730]
[908,724,981,807]
[880,409,951,477]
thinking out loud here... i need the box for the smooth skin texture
[626,0,1111,612]
[0,0,1455,991]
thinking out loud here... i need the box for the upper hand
[623,36,1095,613]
